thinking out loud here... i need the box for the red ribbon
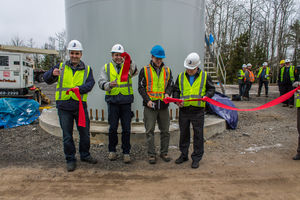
[163,87,299,111]
[66,87,86,127]
[120,52,131,82]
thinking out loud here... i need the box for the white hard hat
[285,59,291,63]
[247,63,252,67]
[242,64,247,68]
[184,52,201,69]
[111,44,124,53]
[263,62,268,66]
[67,40,83,51]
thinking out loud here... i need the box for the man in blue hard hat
[138,45,174,164]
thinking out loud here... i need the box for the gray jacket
[98,60,138,104]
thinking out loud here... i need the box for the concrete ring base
[39,108,227,146]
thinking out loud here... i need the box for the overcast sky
[0,0,65,48]
[0,0,299,49]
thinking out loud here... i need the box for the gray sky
[0,0,65,47]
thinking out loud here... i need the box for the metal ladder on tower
[204,33,227,94]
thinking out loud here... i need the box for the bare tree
[10,36,24,46]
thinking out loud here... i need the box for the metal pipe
[96,109,98,121]
[101,109,105,121]
[89,108,93,120]
[136,110,139,122]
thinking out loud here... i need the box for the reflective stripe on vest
[238,69,245,80]
[55,62,90,102]
[297,94,300,107]
[280,66,295,82]
[105,62,133,96]
[144,64,170,100]
[257,67,270,80]
[179,70,207,107]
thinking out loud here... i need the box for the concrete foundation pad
[39,108,226,145]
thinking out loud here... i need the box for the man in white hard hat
[138,45,173,164]
[43,40,97,172]
[98,44,138,163]
[173,52,215,169]
[256,62,271,97]
[278,58,295,107]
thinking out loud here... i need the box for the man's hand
[53,68,60,76]
[109,80,117,88]
[165,94,169,98]
[147,100,154,108]
[293,81,300,88]
[176,102,184,107]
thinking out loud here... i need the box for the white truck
[0,45,58,104]
[0,52,35,96]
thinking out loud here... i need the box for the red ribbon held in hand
[66,87,86,127]
[120,52,131,82]
[163,86,300,111]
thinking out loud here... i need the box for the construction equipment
[0,45,58,104]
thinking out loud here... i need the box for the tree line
[206,0,300,83]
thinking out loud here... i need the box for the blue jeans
[107,103,132,154]
[57,108,91,163]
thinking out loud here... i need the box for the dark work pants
[57,108,91,163]
[297,108,300,154]
[179,107,204,162]
[280,84,294,105]
[239,82,245,97]
[243,82,252,98]
[258,80,269,96]
[107,103,131,154]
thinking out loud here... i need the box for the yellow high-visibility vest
[144,64,170,100]
[105,62,133,96]
[55,62,90,102]
[178,70,207,107]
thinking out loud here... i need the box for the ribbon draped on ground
[66,87,86,127]
[120,52,131,82]
[163,86,300,111]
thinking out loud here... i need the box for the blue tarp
[207,92,238,129]
[0,98,40,129]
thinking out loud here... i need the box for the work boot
[67,162,76,172]
[81,156,98,164]
[160,154,171,162]
[175,155,188,164]
[123,154,131,164]
[191,160,199,169]
[108,152,117,161]
[289,105,294,108]
[148,156,156,164]
[293,154,300,160]
[282,104,288,107]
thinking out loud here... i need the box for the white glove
[293,81,300,87]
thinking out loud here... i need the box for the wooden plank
[0,45,59,55]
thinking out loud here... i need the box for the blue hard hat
[150,45,165,58]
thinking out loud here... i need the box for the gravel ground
[0,82,297,171]
[1,82,300,199]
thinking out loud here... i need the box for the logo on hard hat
[189,60,192,65]
[118,46,121,50]
[73,43,76,47]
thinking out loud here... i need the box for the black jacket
[138,61,173,109]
